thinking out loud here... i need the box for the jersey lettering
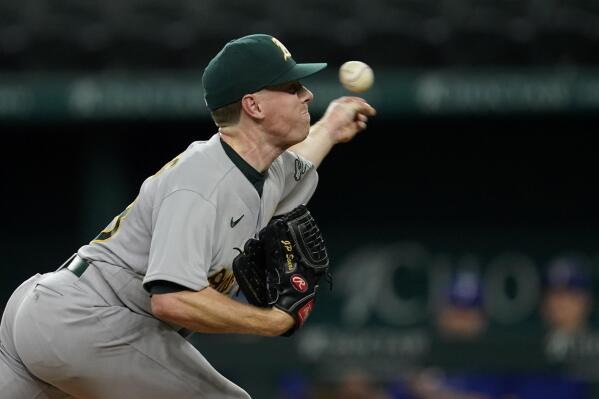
[208,268,237,295]
[294,156,308,181]
[153,156,180,178]
[92,201,135,243]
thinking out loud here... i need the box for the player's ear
[240,94,265,120]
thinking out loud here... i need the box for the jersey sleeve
[274,150,319,215]
[143,189,216,292]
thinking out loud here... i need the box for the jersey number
[92,202,134,242]
[92,156,180,243]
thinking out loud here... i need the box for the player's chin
[303,110,311,123]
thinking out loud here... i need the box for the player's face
[543,289,590,332]
[259,81,314,146]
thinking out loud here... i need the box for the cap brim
[269,63,327,86]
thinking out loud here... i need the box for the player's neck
[219,126,284,173]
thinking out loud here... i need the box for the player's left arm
[151,287,294,336]
[288,96,376,168]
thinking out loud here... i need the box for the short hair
[210,101,241,127]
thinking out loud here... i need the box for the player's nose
[300,85,313,104]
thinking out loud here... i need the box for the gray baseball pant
[0,265,251,399]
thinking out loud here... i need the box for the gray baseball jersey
[80,133,317,315]
[0,133,318,399]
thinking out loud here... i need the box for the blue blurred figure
[541,254,592,341]
[401,269,510,399]
[391,261,593,399]
[436,269,487,340]
[510,254,593,399]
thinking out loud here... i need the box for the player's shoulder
[157,134,235,197]
[273,149,313,179]
[281,149,312,168]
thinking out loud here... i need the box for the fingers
[340,96,369,104]
[359,102,376,117]
[357,113,368,123]
[337,96,377,117]
[354,106,370,132]
[320,96,375,143]
[352,114,368,133]
[358,101,376,117]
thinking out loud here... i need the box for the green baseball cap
[202,34,327,111]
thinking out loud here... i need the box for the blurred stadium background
[3,0,599,398]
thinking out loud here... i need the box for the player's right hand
[316,97,377,144]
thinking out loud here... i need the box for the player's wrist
[309,120,340,147]
[268,307,295,336]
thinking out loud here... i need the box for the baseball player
[0,34,376,398]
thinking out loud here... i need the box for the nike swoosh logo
[230,214,245,228]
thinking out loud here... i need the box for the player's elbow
[150,292,180,321]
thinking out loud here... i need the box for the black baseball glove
[232,205,330,335]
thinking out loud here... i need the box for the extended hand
[289,97,377,167]
[317,97,376,144]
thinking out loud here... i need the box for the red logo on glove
[298,299,314,326]
[291,275,308,292]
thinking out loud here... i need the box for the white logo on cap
[271,37,292,61]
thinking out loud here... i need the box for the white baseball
[339,61,374,93]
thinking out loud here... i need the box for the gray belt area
[58,253,90,278]
[56,253,192,337]
[55,254,126,308]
